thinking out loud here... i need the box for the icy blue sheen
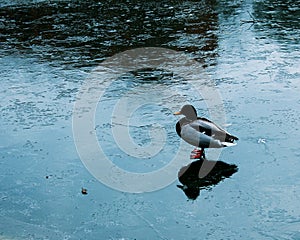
[0,0,299,239]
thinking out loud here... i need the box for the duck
[174,104,238,158]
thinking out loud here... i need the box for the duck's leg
[190,148,201,159]
[190,148,205,160]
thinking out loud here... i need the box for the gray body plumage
[180,123,224,148]
[174,105,238,149]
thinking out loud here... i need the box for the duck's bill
[173,111,181,115]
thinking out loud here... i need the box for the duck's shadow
[177,158,238,200]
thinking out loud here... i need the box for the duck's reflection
[177,158,238,200]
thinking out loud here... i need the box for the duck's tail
[222,142,237,147]
[225,134,239,142]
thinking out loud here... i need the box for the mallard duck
[174,105,238,158]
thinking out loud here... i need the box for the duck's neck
[185,116,197,121]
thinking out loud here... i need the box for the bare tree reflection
[0,1,219,67]
[252,0,299,43]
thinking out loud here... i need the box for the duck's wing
[180,124,225,148]
[189,117,238,143]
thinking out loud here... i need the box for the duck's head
[174,104,197,120]
[177,185,200,200]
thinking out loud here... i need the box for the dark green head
[174,104,197,120]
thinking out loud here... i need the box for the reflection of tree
[0,1,219,67]
[215,0,243,19]
[252,0,300,42]
[177,159,238,200]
